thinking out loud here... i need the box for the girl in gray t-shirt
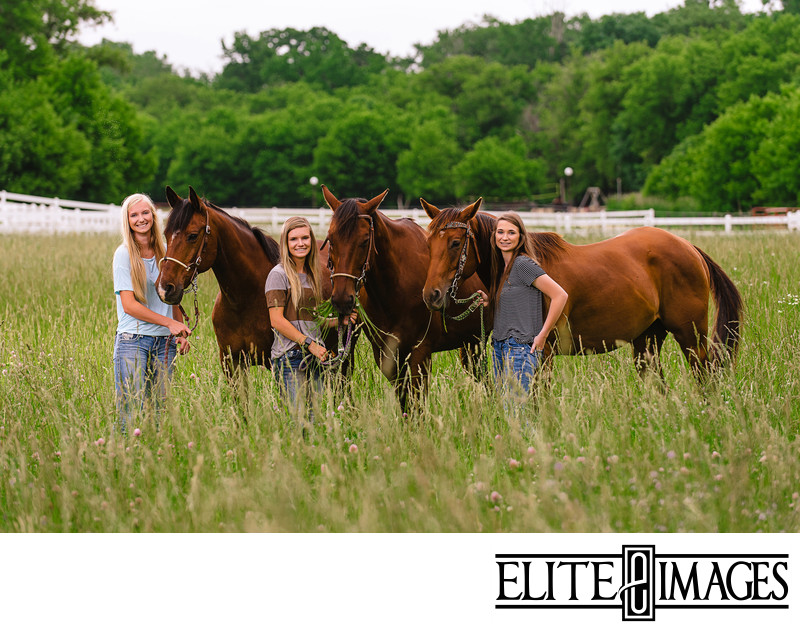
[479,212,569,395]
[266,217,355,416]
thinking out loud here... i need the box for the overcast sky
[77,0,767,76]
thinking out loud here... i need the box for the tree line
[2,0,799,212]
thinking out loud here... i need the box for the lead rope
[164,275,201,368]
[300,317,359,371]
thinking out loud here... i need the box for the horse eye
[361,238,370,247]
[450,240,461,249]
[187,233,199,243]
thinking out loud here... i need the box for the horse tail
[695,246,743,365]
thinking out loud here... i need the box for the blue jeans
[273,348,323,418]
[113,333,176,434]
[492,337,544,396]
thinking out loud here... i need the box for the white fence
[2,190,799,235]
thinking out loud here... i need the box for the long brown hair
[279,216,322,312]
[120,193,166,304]
[489,212,539,303]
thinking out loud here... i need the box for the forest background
[3,0,800,214]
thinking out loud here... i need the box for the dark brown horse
[421,199,743,377]
[155,186,339,375]
[321,186,491,410]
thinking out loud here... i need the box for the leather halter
[324,214,377,293]
[159,211,211,286]
[157,208,209,366]
[442,220,481,299]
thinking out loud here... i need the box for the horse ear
[321,185,340,211]
[165,186,182,209]
[359,189,389,216]
[188,186,204,213]
[458,197,483,222]
[420,198,440,220]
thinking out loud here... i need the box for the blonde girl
[112,193,191,433]
[265,216,353,413]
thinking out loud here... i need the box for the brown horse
[321,186,491,410]
[421,199,743,377]
[155,186,339,375]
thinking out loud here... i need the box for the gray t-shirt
[264,264,324,359]
[493,255,546,344]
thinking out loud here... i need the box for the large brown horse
[155,186,339,375]
[321,186,491,410]
[421,199,743,377]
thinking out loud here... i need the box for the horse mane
[165,197,280,265]
[527,231,568,265]
[329,197,369,239]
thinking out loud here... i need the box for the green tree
[165,106,244,204]
[396,107,461,201]
[0,0,110,77]
[751,88,800,205]
[0,72,91,195]
[573,12,662,52]
[652,0,751,36]
[216,27,388,92]
[87,40,176,91]
[613,35,724,178]
[575,41,653,194]
[237,88,345,206]
[714,13,800,109]
[644,91,787,211]
[416,14,569,67]
[312,104,407,201]
[43,55,156,201]
[416,56,536,147]
[453,136,545,202]
[527,56,591,201]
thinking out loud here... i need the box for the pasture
[0,230,798,532]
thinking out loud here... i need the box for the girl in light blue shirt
[112,193,191,434]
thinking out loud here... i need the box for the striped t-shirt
[493,255,546,345]
[264,264,324,359]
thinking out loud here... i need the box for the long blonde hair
[279,216,322,312]
[120,193,166,304]
[490,211,539,303]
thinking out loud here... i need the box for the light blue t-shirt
[113,244,173,335]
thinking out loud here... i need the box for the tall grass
[0,231,798,532]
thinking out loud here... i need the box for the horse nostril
[431,288,442,302]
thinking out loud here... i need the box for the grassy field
[0,230,798,533]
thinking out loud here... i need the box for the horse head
[421,197,483,311]
[322,184,388,316]
[156,186,217,305]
